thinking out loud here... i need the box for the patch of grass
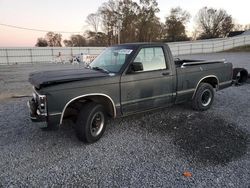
[224,45,250,52]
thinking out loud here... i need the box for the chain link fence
[0,35,250,65]
[169,35,250,55]
[0,47,105,65]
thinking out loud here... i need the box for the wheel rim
[90,112,104,137]
[201,89,212,107]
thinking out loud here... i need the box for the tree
[221,16,234,37]
[88,0,164,45]
[63,35,86,47]
[45,32,62,47]
[196,7,234,39]
[117,0,140,43]
[245,24,250,30]
[63,39,73,47]
[86,30,108,46]
[137,0,163,42]
[99,0,120,45]
[70,35,86,46]
[35,38,48,47]
[233,23,250,31]
[164,7,190,42]
[86,13,101,33]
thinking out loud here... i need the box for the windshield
[89,47,134,73]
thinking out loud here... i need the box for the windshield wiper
[91,66,110,74]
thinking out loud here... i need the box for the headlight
[33,90,47,115]
[38,95,46,111]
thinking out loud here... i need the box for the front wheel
[192,83,214,111]
[76,102,107,143]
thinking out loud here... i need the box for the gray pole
[117,20,122,44]
[29,48,33,64]
[5,49,9,65]
[118,29,120,44]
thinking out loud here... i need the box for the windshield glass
[89,47,134,73]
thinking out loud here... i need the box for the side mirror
[130,62,143,72]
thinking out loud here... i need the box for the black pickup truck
[28,43,233,143]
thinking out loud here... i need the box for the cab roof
[112,42,167,48]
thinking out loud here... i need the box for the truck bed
[174,58,232,103]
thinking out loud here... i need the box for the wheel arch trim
[59,93,116,125]
[192,75,219,99]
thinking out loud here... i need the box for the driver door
[120,46,174,115]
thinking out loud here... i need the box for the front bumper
[27,98,47,122]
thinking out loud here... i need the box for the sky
[0,0,249,47]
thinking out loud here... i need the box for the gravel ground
[0,52,249,187]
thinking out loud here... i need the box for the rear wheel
[76,102,107,143]
[192,83,214,111]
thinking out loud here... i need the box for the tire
[232,68,248,84]
[76,102,107,143]
[192,83,214,111]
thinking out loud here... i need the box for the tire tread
[192,83,214,111]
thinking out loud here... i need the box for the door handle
[162,72,170,76]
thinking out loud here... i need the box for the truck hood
[29,68,108,89]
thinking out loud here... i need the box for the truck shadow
[58,103,249,166]
[120,110,249,166]
[170,113,248,166]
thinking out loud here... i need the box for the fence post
[29,48,33,64]
[5,49,9,65]
[177,45,179,56]
[51,47,54,57]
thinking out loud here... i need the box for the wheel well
[200,77,218,88]
[84,95,115,117]
[61,95,115,124]
[192,76,218,99]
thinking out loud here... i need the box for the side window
[134,47,167,72]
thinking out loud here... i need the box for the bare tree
[35,38,48,47]
[234,23,250,31]
[196,7,234,39]
[86,0,165,45]
[137,0,162,42]
[233,24,244,31]
[245,24,250,30]
[45,32,62,47]
[99,0,120,45]
[70,35,86,46]
[221,16,234,37]
[164,7,190,42]
[63,39,73,47]
[86,13,100,33]
[85,30,108,46]
[63,35,86,47]
[117,0,140,43]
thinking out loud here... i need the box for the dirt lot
[0,52,249,187]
